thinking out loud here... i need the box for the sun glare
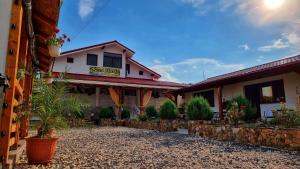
[264,0,284,10]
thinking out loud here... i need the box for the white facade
[184,72,300,118]
[53,43,156,79]
[0,0,13,75]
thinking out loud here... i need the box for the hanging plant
[17,68,25,81]
[45,26,70,57]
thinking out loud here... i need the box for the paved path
[16,127,300,169]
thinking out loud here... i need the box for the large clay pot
[26,137,58,164]
[48,45,61,57]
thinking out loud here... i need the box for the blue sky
[58,0,300,83]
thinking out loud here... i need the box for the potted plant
[45,26,70,57]
[26,78,83,164]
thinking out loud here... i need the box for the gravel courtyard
[17,127,300,169]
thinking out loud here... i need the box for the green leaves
[186,96,213,120]
[159,100,179,120]
[32,79,87,137]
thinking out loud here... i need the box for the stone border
[98,119,179,132]
[188,120,300,150]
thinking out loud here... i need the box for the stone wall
[98,119,179,132]
[188,120,300,150]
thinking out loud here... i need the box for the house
[52,40,188,117]
[174,55,300,120]
[0,0,61,167]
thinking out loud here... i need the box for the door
[244,84,261,118]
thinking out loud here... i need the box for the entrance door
[244,84,261,118]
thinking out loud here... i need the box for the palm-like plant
[32,78,85,137]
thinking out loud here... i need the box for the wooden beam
[0,0,23,164]
[217,86,223,120]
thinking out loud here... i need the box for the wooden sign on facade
[89,66,120,77]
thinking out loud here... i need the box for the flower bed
[188,120,300,150]
[98,119,179,132]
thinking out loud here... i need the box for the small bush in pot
[145,106,158,119]
[121,107,131,120]
[99,107,114,119]
[186,96,213,120]
[159,100,179,120]
[27,78,84,164]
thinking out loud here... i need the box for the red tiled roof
[52,72,189,89]
[176,55,300,93]
[60,40,135,56]
[127,58,161,78]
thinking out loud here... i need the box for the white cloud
[151,64,179,82]
[258,32,300,52]
[179,0,300,27]
[153,59,161,64]
[78,0,95,19]
[151,57,244,83]
[239,44,250,51]
[258,39,289,52]
[283,32,300,46]
[179,0,209,15]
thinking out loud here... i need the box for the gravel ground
[16,127,300,169]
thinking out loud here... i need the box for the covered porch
[52,72,186,118]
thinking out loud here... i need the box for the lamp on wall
[0,74,9,116]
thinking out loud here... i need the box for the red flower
[67,38,71,42]
[63,34,67,39]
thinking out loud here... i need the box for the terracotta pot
[26,137,58,164]
[48,45,61,57]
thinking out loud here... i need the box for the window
[87,54,98,66]
[126,64,130,74]
[103,52,122,68]
[124,89,136,96]
[193,90,214,107]
[139,71,143,75]
[262,86,273,103]
[67,57,73,63]
[260,80,285,103]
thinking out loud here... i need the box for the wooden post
[0,0,23,164]
[217,86,223,120]
[139,89,144,114]
[95,87,100,107]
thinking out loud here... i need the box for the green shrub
[99,107,114,119]
[121,107,130,120]
[159,100,179,120]
[271,105,300,128]
[138,114,147,121]
[145,106,158,119]
[186,96,213,120]
[243,105,257,121]
[226,95,257,122]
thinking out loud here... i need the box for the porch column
[217,86,224,120]
[95,87,100,107]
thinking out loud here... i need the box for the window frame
[126,64,130,74]
[86,54,98,66]
[67,57,74,63]
[139,71,144,75]
[103,52,122,68]
[260,80,285,104]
